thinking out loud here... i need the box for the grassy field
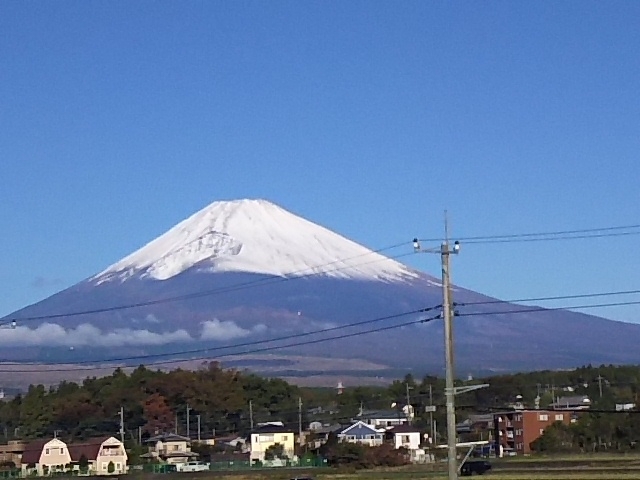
[126,456,640,480]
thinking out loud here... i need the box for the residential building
[386,424,421,450]
[550,395,591,410]
[354,409,409,428]
[68,436,127,475]
[142,433,198,464]
[21,438,71,476]
[337,421,384,446]
[249,424,295,463]
[494,410,571,455]
[0,440,26,467]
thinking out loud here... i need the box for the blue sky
[2,1,639,322]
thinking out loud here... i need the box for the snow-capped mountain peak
[93,199,419,283]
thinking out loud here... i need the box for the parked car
[176,461,210,472]
[460,460,492,476]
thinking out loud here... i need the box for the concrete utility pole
[298,397,303,438]
[414,213,488,480]
[429,384,434,443]
[119,407,125,444]
[186,404,191,439]
[405,382,412,424]
[441,229,458,480]
[197,415,201,441]
[249,400,254,430]
[597,375,604,398]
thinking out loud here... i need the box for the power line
[418,223,640,244]
[4,244,413,325]
[0,313,443,373]
[458,288,640,308]
[4,295,640,373]
[0,306,440,367]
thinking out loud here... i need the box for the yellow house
[68,436,128,475]
[250,424,294,463]
[21,438,71,476]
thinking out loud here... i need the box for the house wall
[22,439,72,476]
[154,440,191,464]
[393,432,421,450]
[95,439,128,475]
[521,410,570,454]
[339,424,384,447]
[494,411,571,456]
[250,432,294,462]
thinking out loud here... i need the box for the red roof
[68,437,113,462]
[21,440,49,465]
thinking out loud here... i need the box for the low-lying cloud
[0,319,266,348]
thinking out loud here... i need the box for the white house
[250,424,295,463]
[142,433,198,464]
[354,409,409,428]
[386,424,421,450]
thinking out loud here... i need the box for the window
[401,435,410,444]
[259,434,274,442]
[281,435,288,441]
[45,449,50,455]
[60,448,64,454]
[555,414,564,421]
[515,415,522,421]
[102,464,108,471]
[540,428,545,435]
[538,414,548,421]
[115,463,121,471]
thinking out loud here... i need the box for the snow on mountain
[93,199,419,283]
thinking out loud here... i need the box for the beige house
[21,436,127,476]
[68,436,128,475]
[21,438,71,476]
[250,424,295,463]
[142,433,198,464]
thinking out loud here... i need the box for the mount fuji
[5,199,640,376]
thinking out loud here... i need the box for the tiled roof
[68,437,113,462]
[21,440,49,466]
[146,433,191,443]
[387,424,421,434]
[251,424,292,434]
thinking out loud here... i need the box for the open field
[123,456,640,480]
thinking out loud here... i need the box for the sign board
[425,405,436,413]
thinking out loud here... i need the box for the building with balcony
[249,424,295,463]
[494,410,571,455]
[142,433,198,464]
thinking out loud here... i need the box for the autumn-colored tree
[142,393,174,434]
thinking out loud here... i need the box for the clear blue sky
[2,1,639,322]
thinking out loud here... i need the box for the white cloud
[200,319,267,341]
[0,319,267,348]
[0,323,192,348]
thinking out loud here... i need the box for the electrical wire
[0,313,443,373]
[3,295,640,373]
[4,244,413,325]
[457,289,640,308]
[0,306,440,367]
[417,223,640,244]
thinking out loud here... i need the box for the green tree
[264,443,286,460]
[107,461,115,474]
[78,454,89,474]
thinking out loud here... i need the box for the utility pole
[405,382,412,424]
[138,427,142,445]
[186,404,190,439]
[249,400,254,430]
[441,230,458,480]
[298,397,303,438]
[413,214,465,480]
[429,384,434,443]
[197,415,201,441]
[119,407,125,444]
[597,375,604,398]
[175,413,179,435]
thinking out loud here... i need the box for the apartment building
[493,410,571,455]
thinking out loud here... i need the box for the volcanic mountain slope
[5,199,640,373]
